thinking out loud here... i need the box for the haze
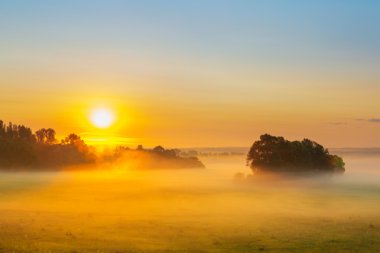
[1,1,380,252]
[1,153,380,252]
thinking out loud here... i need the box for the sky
[1,0,380,148]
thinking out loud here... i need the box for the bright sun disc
[90,108,114,128]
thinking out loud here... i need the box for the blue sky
[1,1,380,147]
[2,0,379,68]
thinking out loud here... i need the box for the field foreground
[0,156,379,253]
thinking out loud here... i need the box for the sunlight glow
[90,108,115,128]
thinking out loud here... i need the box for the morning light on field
[1,1,380,252]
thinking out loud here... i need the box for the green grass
[0,168,380,253]
[1,211,379,253]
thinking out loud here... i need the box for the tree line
[0,120,344,173]
[107,145,205,169]
[0,120,204,170]
[0,120,94,169]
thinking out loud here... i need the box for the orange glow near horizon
[70,101,144,147]
[83,105,121,146]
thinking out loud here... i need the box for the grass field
[0,156,380,252]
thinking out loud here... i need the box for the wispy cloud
[355,118,380,123]
[368,118,380,123]
[329,122,347,126]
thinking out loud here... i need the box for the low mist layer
[0,154,379,252]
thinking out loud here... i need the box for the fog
[0,152,379,252]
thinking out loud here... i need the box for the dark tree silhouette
[0,120,95,169]
[35,128,56,144]
[35,128,46,144]
[46,128,56,144]
[0,119,204,170]
[0,121,37,167]
[112,145,205,169]
[153,145,165,153]
[247,134,345,174]
[62,133,83,145]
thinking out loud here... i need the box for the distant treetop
[0,119,204,170]
[247,134,345,174]
[0,120,94,169]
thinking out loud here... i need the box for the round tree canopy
[247,134,345,174]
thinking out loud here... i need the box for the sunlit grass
[0,156,380,252]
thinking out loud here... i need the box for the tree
[0,120,5,137]
[247,134,345,174]
[153,145,165,153]
[18,125,35,142]
[61,133,90,153]
[152,146,177,157]
[35,128,56,144]
[62,133,82,145]
[35,128,46,144]
[46,128,56,144]
[0,119,95,169]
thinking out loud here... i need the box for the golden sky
[1,1,380,148]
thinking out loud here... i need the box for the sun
[90,108,115,128]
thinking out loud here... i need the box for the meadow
[0,154,380,253]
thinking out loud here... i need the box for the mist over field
[2,0,380,252]
[1,151,379,252]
